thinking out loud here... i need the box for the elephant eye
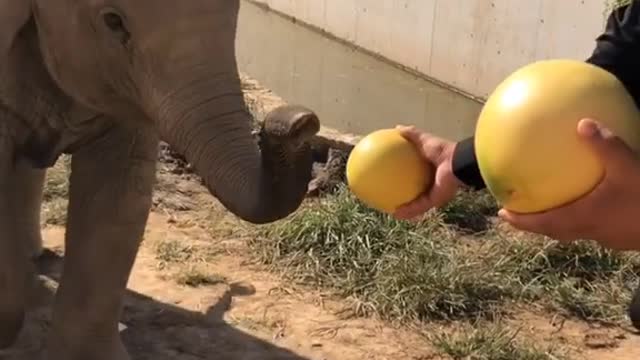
[101,9,130,44]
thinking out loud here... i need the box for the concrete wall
[247,0,612,100]
[236,1,484,140]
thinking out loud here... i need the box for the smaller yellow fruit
[346,128,432,213]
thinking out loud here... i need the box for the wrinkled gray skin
[0,1,320,359]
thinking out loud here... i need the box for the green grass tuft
[175,267,227,287]
[153,239,199,270]
[439,189,499,234]
[430,322,567,360]
[513,239,640,323]
[251,185,518,321]
[250,184,640,325]
[42,155,71,226]
[43,155,71,201]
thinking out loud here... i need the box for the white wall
[236,1,484,140]
[247,0,610,100]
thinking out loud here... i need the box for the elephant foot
[27,239,44,260]
[0,252,29,349]
[45,333,130,360]
[0,309,25,349]
[629,285,640,331]
[24,227,44,260]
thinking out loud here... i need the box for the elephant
[630,285,640,330]
[0,0,320,359]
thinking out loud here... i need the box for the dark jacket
[452,1,640,189]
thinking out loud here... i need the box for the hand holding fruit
[473,59,640,250]
[392,126,462,220]
[500,118,640,250]
[345,125,463,219]
[346,59,640,251]
[345,128,435,215]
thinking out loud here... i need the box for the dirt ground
[2,160,639,360]
[6,161,441,360]
[3,74,640,359]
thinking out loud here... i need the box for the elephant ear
[0,0,32,57]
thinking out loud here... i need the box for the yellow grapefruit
[346,128,432,213]
[475,59,640,213]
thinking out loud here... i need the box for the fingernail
[578,119,598,137]
[498,209,507,218]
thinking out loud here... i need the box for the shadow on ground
[8,249,311,360]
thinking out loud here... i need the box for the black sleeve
[451,136,484,190]
[586,0,640,107]
[451,1,640,190]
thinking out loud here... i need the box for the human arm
[396,1,640,225]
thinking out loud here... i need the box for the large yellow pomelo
[346,128,432,213]
[476,59,640,213]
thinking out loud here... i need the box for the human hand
[499,118,640,251]
[393,125,463,220]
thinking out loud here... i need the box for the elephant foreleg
[12,157,46,259]
[45,123,157,360]
[629,284,640,330]
[0,149,45,348]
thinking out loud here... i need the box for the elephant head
[0,0,320,224]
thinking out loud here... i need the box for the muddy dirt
[3,74,640,360]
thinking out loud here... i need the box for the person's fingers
[396,125,452,167]
[394,193,433,220]
[577,118,637,173]
[498,209,547,232]
[498,207,582,240]
[396,125,439,152]
[394,176,450,218]
[491,118,634,241]
[423,170,456,208]
[396,125,423,145]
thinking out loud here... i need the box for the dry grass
[248,184,640,358]
[174,266,227,287]
[250,184,640,326]
[41,155,71,226]
[154,239,198,265]
[429,321,568,360]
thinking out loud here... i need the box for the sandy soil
[3,164,639,360]
[6,166,439,360]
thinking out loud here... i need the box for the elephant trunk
[153,72,316,224]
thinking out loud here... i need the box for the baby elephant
[0,1,320,359]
